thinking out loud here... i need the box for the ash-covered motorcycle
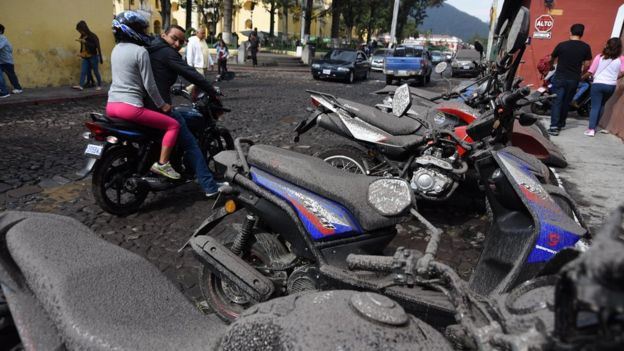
[77,88,234,215]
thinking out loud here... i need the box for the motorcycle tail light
[311,97,321,108]
[85,122,107,141]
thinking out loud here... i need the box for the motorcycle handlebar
[346,254,395,272]
[502,87,531,108]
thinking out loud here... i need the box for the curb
[0,90,107,108]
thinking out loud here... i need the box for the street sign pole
[389,0,400,47]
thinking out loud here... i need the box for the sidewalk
[0,85,108,108]
[538,115,624,232]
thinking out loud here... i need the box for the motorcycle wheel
[204,127,234,179]
[530,102,549,116]
[92,147,148,216]
[200,230,289,323]
[315,146,372,175]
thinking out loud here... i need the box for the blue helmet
[112,11,150,45]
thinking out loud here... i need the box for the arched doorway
[154,20,162,34]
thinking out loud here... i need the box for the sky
[444,0,503,23]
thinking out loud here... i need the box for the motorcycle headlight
[367,179,413,216]
[312,63,320,69]
[337,67,350,72]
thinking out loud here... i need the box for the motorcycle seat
[337,98,424,136]
[90,112,164,138]
[246,145,409,232]
[1,211,224,350]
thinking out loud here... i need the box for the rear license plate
[463,65,471,69]
[84,143,104,158]
[322,69,331,75]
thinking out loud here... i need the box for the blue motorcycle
[78,89,234,215]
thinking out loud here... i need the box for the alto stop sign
[535,15,554,32]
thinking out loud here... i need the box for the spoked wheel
[203,127,234,179]
[346,71,355,84]
[315,146,376,175]
[92,147,148,216]
[200,230,290,323]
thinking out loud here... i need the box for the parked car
[311,49,371,83]
[451,48,481,77]
[383,45,432,85]
[369,48,390,71]
[430,50,444,65]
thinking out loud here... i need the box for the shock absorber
[230,214,257,256]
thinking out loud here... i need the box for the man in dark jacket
[145,24,224,197]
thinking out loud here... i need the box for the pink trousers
[106,102,179,147]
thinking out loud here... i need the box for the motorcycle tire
[200,227,290,323]
[92,147,148,216]
[204,127,235,180]
[530,102,549,116]
[315,145,373,175]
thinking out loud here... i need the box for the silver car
[369,48,390,71]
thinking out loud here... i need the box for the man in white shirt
[186,28,213,78]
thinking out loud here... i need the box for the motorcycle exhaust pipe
[191,235,274,302]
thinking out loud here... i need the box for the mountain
[418,3,490,41]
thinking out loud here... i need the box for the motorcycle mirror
[392,84,412,117]
[505,7,529,55]
[518,113,538,126]
[474,41,484,56]
[435,62,448,75]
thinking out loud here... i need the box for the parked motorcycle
[77,88,234,215]
[530,73,591,117]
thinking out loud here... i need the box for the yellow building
[0,0,115,88]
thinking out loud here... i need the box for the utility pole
[486,0,499,60]
[389,0,400,46]
[300,0,306,42]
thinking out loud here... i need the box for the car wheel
[363,70,368,80]
[385,75,393,85]
[425,73,431,83]
[346,71,355,84]
[312,74,319,80]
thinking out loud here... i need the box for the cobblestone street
[0,70,490,303]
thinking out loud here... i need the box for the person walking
[215,39,229,78]
[583,38,624,137]
[72,21,103,91]
[186,27,214,78]
[547,24,593,136]
[108,11,180,180]
[145,24,226,197]
[0,24,23,97]
[249,32,259,66]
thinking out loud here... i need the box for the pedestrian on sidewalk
[186,27,214,83]
[216,39,229,78]
[547,24,592,136]
[0,24,23,97]
[72,21,103,91]
[249,31,259,66]
[583,38,624,137]
[108,11,180,180]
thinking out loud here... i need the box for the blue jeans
[550,78,579,129]
[171,109,219,193]
[572,81,590,102]
[0,67,8,95]
[588,83,616,130]
[0,63,22,91]
[79,56,102,87]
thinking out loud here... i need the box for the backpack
[537,54,553,77]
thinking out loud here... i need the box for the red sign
[535,15,555,33]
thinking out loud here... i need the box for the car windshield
[373,49,388,56]
[325,50,356,62]
[455,50,481,60]
[393,47,423,57]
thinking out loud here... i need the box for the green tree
[396,0,444,43]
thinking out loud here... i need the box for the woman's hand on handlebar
[161,103,172,114]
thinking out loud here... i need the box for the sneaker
[547,127,560,136]
[11,89,22,94]
[0,93,9,99]
[205,182,230,198]
[71,85,84,91]
[150,161,181,179]
[583,129,595,137]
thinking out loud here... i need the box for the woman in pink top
[584,38,624,136]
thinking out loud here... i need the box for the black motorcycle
[77,88,234,215]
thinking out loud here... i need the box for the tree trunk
[223,0,233,44]
[366,6,374,44]
[330,0,341,47]
[185,0,192,30]
[159,0,171,29]
[304,0,313,36]
[269,1,276,36]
